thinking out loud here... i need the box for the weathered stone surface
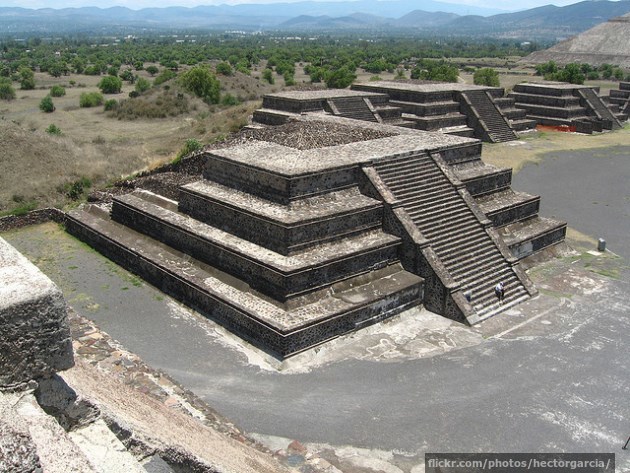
[0,390,97,473]
[62,357,295,473]
[0,417,41,473]
[0,237,74,388]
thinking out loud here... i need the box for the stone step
[421,217,481,240]
[476,189,540,228]
[112,193,401,301]
[469,282,529,315]
[443,126,476,138]
[405,197,467,219]
[66,207,423,358]
[443,243,499,269]
[381,169,444,189]
[392,175,451,195]
[412,209,478,231]
[373,152,431,169]
[396,182,454,202]
[389,99,460,116]
[475,292,530,321]
[432,231,490,257]
[450,252,506,280]
[510,118,538,132]
[406,200,469,222]
[179,182,384,255]
[469,275,527,308]
[375,159,436,177]
[457,264,515,293]
[395,187,459,206]
[498,216,567,260]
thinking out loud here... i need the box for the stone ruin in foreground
[66,88,570,358]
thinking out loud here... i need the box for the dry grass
[481,124,630,173]
[0,69,267,213]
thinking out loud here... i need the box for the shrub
[146,65,159,76]
[98,75,123,94]
[50,85,66,97]
[39,95,55,113]
[46,123,62,135]
[174,138,203,164]
[262,68,274,84]
[104,99,117,111]
[59,177,92,200]
[221,93,239,106]
[216,62,233,76]
[473,68,500,87]
[6,201,37,217]
[0,79,16,100]
[108,88,189,120]
[80,91,104,108]
[135,77,151,93]
[154,69,177,86]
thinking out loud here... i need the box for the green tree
[39,95,55,113]
[179,65,220,104]
[120,69,135,83]
[554,63,585,85]
[98,75,123,94]
[324,66,356,89]
[146,65,159,76]
[473,68,500,87]
[48,62,64,78]
[414,60,458,82]
[19,67,35,90]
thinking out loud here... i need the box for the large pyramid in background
[522,13,630,68]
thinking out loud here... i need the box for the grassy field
[0,67,276,213]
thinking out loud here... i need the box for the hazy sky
[0,0,603,12]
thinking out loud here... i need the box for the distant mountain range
[1,0,630,40]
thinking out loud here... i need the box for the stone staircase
[372,153,530,322]
[578,87,623,130]
[459,90,518,143]
[328,97,378,122]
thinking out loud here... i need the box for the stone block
[0,238,74,388]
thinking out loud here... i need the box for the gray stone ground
[512,145,630,260]
[2,144,629,473]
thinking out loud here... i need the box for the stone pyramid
[523,13,630,68]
